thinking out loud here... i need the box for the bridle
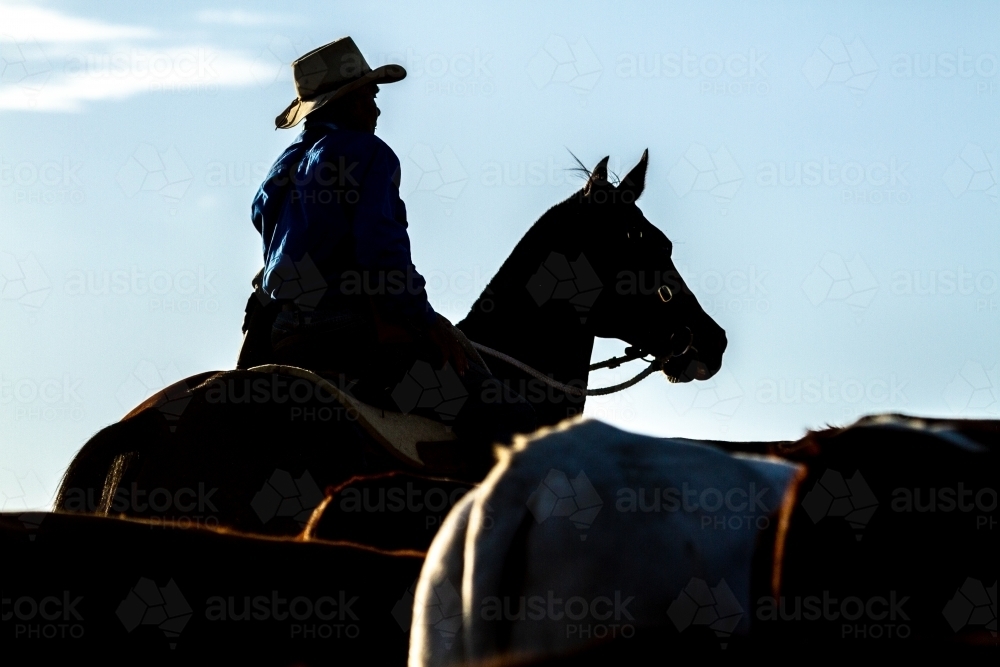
[470,325,694,398]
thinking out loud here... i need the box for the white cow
[409,418,803,666]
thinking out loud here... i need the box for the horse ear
[619,149,648,202]
[583,156,610,196]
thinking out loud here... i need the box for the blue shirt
[252,121,437,327]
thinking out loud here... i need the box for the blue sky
[1,1,998,509]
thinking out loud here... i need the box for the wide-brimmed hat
[274,36,406,129]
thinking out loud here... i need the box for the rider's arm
[350,140,438,329]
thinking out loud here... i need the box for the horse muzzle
[659,327,725,383]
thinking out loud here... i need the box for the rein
[470,342,664,398]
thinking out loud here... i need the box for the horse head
[566,150,727,383]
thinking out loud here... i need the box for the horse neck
[457,218,596,416]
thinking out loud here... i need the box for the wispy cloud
[0,2,292,112]
[0,3,154,42]
[195,9,301,27]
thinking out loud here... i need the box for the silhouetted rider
[238,37,534,463]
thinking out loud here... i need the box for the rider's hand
[426,314,469,376]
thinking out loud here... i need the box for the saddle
[247,363,458,469]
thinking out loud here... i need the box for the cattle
[0,510,423,665]
[409,415,998,664]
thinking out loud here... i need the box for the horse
[408,414,998,664]
[53,150,728,540]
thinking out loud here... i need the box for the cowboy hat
[275,36,406,129]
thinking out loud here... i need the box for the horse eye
[658,284,673,303]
